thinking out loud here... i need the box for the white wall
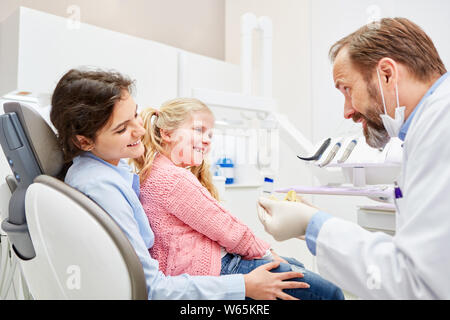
[0,7,179,109]
[0,0,226,60]
[178,50,241,96]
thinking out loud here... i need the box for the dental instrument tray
[275,185,394,200]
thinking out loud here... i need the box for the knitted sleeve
[163,170,270,260]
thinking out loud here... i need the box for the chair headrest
[3,102,63,177]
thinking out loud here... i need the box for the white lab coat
[316,76,450,299]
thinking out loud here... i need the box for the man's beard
[353,81,391,149]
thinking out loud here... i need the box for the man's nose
[343,99,355,120]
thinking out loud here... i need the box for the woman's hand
[243,261,309,300]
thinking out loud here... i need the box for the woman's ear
[74,135,95,151]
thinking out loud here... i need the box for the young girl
[132,98,344,300]
[49,68,308,300]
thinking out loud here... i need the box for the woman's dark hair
[50,68,134,163]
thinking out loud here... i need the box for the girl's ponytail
[131,107,163,183]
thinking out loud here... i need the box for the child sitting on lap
[131,98,344,300]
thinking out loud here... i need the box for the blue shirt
[65,152,245,299]
[305,72,449,256]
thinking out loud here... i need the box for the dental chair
[0,102,147,299]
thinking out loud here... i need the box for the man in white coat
[257,17,450,299]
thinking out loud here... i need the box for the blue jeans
[220,253,344,300]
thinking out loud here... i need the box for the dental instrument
[297,138,331,161]
[319,141,342,167]
[337,139,358,163]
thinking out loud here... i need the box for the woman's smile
[128,140,142,147]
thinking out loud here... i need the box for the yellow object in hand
[268,190,303,202]
[284,190,303,202]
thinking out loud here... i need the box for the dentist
[257,17,450,299]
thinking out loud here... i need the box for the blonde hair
[132,97,219,200]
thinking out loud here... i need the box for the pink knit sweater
[140,154,270,276]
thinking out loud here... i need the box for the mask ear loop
[395,82,400,109]
[377,68,388,115]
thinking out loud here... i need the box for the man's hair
[329,17,446,82]
[50,68,134,163]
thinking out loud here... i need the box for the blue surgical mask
[377,68,405,138]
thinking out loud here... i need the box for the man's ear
[74,135,94,151]
[378,57,398,86]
